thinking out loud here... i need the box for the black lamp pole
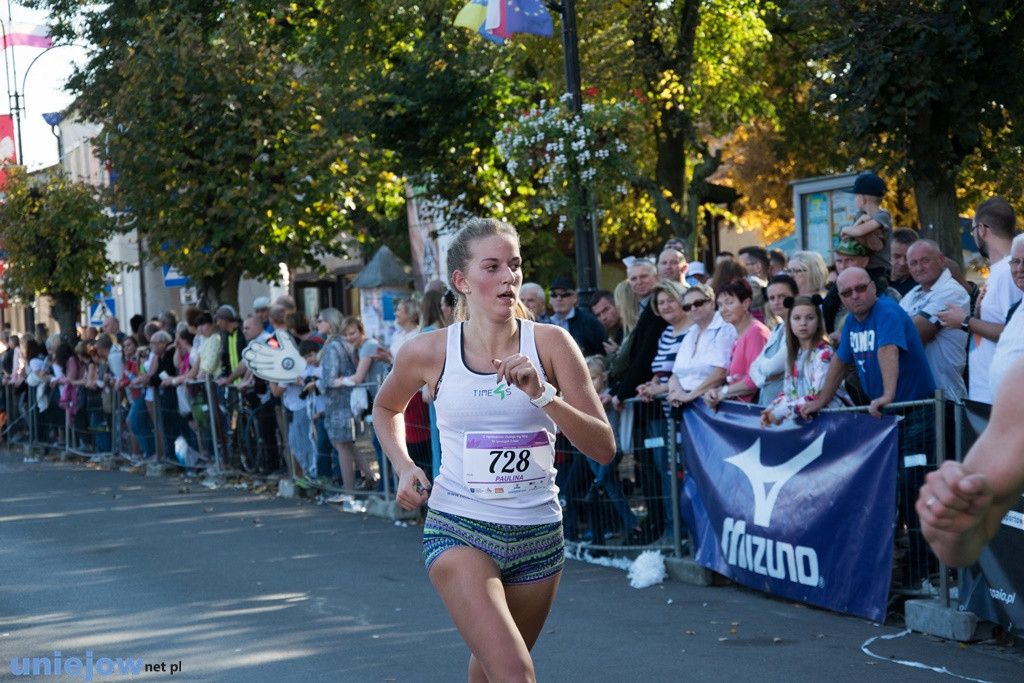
[548,0,599,311]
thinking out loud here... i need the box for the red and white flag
[2,21,54,50]
[0,114,16,191]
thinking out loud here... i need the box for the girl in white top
[373,218,614,683]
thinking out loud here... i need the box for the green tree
[34,1,355,306]
[0,169,116,342]
[589,0,776,250]
[789,0,1024,258]
[303,2,553,264]
[486,0,778,255]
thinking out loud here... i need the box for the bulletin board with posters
[791,172,861,258]
[359,287,408,349]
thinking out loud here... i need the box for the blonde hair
[650,279,687,317]
[445,217,529,322]
[585,354,608,376]
[789,251,829,295]
[341,316,365,335]
[614,280,639,334]
[398,298,420,324]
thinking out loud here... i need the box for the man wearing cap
[215,305,246,386]
[823,240,871,336]
[839,171,893,287]
[899,239,970,401]
[253,296,272,334]
[547,276,607,357]
[688,262,708,284]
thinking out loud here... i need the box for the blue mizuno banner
[679,400,898,622]
[957,401,1024,638]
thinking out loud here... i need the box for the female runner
[373,218,615,682]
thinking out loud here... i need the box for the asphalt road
[0,451,1020,682]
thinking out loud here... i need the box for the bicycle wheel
[239,411,262,474]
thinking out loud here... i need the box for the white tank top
[428,319,560,525]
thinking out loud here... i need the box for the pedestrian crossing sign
[89,298,116,326]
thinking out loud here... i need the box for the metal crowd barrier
[819,390,950,598]
[562,397,688,559]
[303,381,389,504]
[0,364,975,610]
[562,390,954,602]
[0,379,119,462]
[64,383,120,461]
[1,381,38,447]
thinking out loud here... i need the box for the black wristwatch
[960,315,972,332]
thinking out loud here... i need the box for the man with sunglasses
[547,276,607,357]
[800,267,934,420]
[802,266,937,587]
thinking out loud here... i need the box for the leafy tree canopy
[0,168,116,338]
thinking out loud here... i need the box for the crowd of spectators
[3,174,1020,583]
[502,177,1023,573]
[0,296,396,491]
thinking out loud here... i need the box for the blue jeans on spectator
[587,451,638,531]
[649,413,675,533]
[287,408,317,477]
[128,396,155,458]
[314,414,337,479]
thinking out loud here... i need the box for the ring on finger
[926,496,937,508]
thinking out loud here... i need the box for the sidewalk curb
[364,496,422,522]
[665,556,730,587]
[905,598,992,642]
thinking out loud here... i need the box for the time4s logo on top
[679,401,898,622]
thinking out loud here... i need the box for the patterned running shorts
[423,508,565,585]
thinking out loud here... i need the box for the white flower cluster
[494,95,635,219]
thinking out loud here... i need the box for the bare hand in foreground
[916,460,995,567]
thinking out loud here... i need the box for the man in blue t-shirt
[802,267,938,587]
[802,267,934,419]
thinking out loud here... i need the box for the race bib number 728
[463,430,554,499]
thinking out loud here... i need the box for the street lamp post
[42,110,62,163]
[548,0,600,312]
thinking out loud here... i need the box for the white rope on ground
[860,629,993,683]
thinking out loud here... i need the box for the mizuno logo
[724,434,825,527]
